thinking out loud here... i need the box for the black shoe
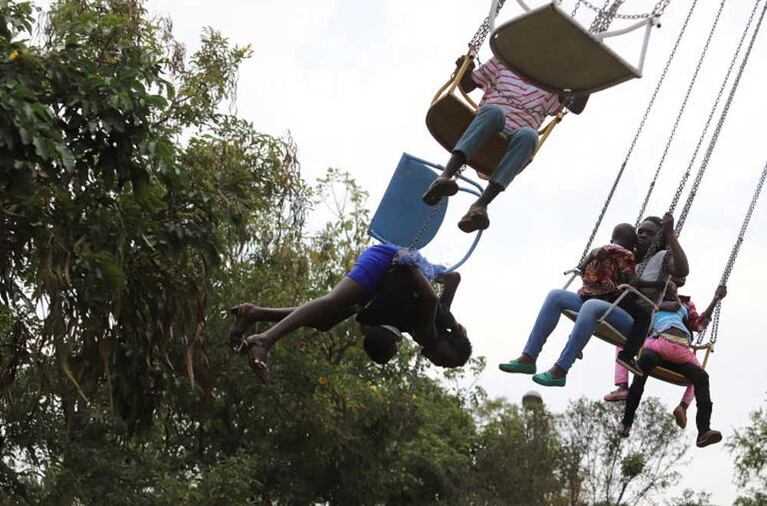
[616,351,644,377]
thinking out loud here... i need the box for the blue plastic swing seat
[368,153,485,272]
[368,153,448,249]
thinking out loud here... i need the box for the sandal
[458,206,490,233]
[422,177,459,206]
[228,304,257,351]
[244,336,272,384]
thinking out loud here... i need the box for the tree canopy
[0,1,737,505]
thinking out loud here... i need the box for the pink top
[472,57,562,133]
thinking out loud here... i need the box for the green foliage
[667,489,717,506]
[0,1,707,504]
[558,398,688,506]
[729,405,767,505]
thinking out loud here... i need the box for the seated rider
[616,213,690,376]
[577,223,637,302]
[617,281,727,448]
[498,222,637,387]
[605,281,725,431]
[228,244,471,382]
[422,55,588,233]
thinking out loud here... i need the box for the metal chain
[575,0,700,266]
[468,0,508,54]
[590,0,625,33]
[720,162,767,285]
[409,200,443,249]
[571,0,584,18]
[407,352,424,394]
[579,0,670,19]
[675,0,767,233]
[695,160,767,346]
[634,0,727,226]
[669,0,762,219]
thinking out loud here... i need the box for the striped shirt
[472,57,562,133]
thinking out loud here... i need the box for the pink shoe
[604,386,629,402]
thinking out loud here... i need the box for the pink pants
[614,342,697,406]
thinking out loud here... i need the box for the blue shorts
[346,244,400,295]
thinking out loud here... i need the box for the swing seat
[562,309,690,386]
[368,153,484,271]
[426,93,508,178]
[368,154,448,249]
[490,3,642,95]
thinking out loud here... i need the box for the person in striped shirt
[422,56,588,232]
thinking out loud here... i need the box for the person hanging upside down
[422,55,588,233]
[497,222,637,387]
[604,282,725,430]
[617,282,727,447]
[228,244,471,383]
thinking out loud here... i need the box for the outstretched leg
[499,289,583,375]
[458,126,538,233]
[229,303,357,348]
[423,105,506,206]
[243,276,367,358]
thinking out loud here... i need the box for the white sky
[81,0,767,502]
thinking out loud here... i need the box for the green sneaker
[532,371,566,387]
[498,360,536,375]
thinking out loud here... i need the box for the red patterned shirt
[578,244,636,299]
[472,57,563,133]
[679,296,707,332]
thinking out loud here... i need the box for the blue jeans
[522,289,634,371]
[454,105,539,188]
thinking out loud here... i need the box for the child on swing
[422,55,588,233]
[617,281,727,447]
[605,282,726,430]
[228,244,471,383]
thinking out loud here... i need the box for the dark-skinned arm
[698,285,728,323]
[457,56,478,93]
[435,271,461,310]
[559,94,590,115]
[662,212,690,277]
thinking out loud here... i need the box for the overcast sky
[79,0,767,502]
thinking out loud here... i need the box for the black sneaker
[616,351,644,377]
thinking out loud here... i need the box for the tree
[558,397,689,505]
[728,405,767,506]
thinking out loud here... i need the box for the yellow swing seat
[490,3,647,95]
[562,309,696,387]
[426,54,563,179]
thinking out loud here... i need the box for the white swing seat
[490,3,642,95]
[562,309,690,386]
